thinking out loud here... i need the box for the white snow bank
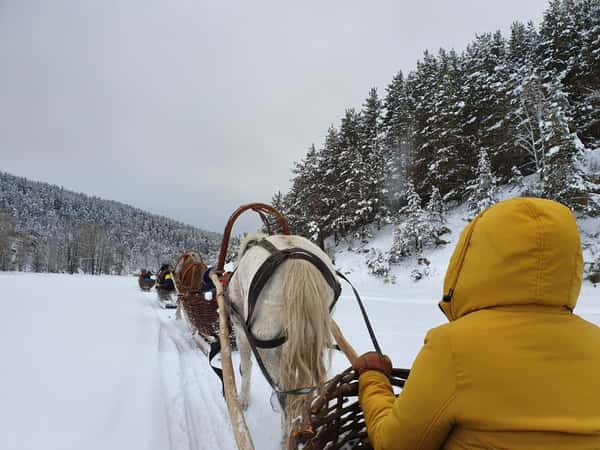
[0,248,598,450]
[0,273,171,450]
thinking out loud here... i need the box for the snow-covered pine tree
[513,74,548,184]
[509,166,526,192]
[572,0,600,147]
[404,180,423,218]
[538,0,576,83]
[271,190,285,214]
[359,88,387,228]
[0,213,15,271]
[319,126,344,240]
[508,21,539,67]
[410,51,441,198]
[543,112,598,214]
[462,32,512,182]
[265,190,288,235]
[409,49,470,201]
[285,153,310,234]
[426,186,445,220]
[467,148,498,219]
[365,248,391,280]
[336,108,366,234]
[486,31,515,179]
[284,144,328,243]
[390,181,434,260]
[507,21,541,177]
[429,49,471,199]
[539,0,600,147]
[382,71,414,213]
[425,186,448,244]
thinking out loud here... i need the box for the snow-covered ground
[1,238,598,450]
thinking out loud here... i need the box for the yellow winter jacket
[359,198,600,450]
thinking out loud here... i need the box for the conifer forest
[275,0,600,258]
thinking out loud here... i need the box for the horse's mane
[237,232,268,264]
[281,258,333,422]
[235,231,334,430]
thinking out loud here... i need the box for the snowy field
[1,265,598,450]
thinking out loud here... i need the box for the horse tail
[280,259,333,418]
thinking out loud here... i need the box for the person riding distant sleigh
[156,264,174,290]
[353,197,600,450]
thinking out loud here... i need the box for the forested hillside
[0,172,221,274]
[277,0,600,250]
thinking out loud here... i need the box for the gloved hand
[352,351,392,377]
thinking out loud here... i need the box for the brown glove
[352,351,392,377]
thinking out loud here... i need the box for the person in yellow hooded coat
[354,197,600,450]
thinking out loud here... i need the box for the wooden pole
[169,271,180,295]
[209,271,255,450]
[331,320,358,364]
[169,271,184,320]
[217,203,290,271]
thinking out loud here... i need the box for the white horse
[227,232,337,439]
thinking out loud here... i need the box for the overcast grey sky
[0,0,550,233]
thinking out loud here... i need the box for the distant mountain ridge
[0,171,222,274]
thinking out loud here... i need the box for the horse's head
[174,251,207,294]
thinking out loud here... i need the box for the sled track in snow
[157,309,236,450]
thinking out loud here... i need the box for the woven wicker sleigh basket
[290,367,409,450]
[179,291,220,340]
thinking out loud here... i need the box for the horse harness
[210,238,341,402]
[209,238,383,407]
[242,238,341,348]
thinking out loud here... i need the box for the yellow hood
[439,198,583,321]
